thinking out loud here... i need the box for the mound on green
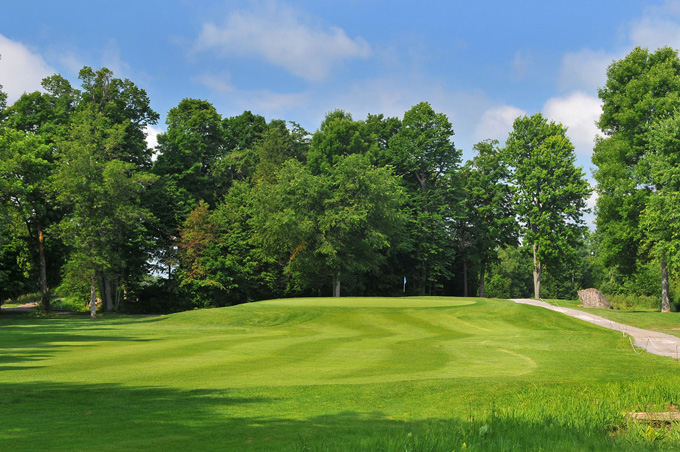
[1,297,679,451]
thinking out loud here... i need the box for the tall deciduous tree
[55,67,158,316]
[640,112,680,312]
[0,76,78,311]
[251,154,405,296]
[504,113,590,299]
[387,102,462,295]
[154,99,224,207]
[55,106,157,318]
[0,130,52,310]
[461,139,518,297]
[306,110,373,175]
[593,47,680,305]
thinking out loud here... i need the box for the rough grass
[1,297,679,451]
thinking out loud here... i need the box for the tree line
[0,46,677,315]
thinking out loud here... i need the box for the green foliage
[153,98,224,207]
[504,113,590,298]
[484,246,533,298]
[217,110,270,185]
[78,66,159,168]
[593,47,680,295]
[386,101,463,294]
[460,139,518,296]
[250,154,406,296]
[176,200,223,308]
[54,104,157,309]
[306,110,373,174]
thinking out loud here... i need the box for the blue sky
[1,0,679,198]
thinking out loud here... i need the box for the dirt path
[0,301,39,313]
[510,298,680,360]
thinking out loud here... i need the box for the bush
[604,293,661,311]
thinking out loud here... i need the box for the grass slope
[2,297,679,451]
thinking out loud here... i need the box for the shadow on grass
[1,381,677,452]
[0,316,156,369]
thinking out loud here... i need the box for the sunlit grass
[2,297,679,451]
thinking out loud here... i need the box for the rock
[578,288,614,309]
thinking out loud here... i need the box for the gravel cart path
[510,298,680,359]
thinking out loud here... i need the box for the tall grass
[606,293,662,311]
[291,378,680,451]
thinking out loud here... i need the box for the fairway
[2,297,680,451]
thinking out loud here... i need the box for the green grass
[2,297,680,451]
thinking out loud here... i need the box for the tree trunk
[37,228,50,313]
[98,275,114,311]
[90,274,98,320]
[98,276,107,311]
[478,262,486,298]
[533,243,541,299]
[463,260,468,297]
[661,258,671,313]
[105,278,114,311]
[332,271,341,297]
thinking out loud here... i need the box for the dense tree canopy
[461,139,518,297]
[7,51,676,314]
[593,46,680,311]
[504,113,590,299]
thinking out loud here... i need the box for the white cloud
[145,125,163,151]
[194,1,371,81]
[555,2,680,97]
[558,49,615,93]
[543,91,602,156]
[192,72,235,94]
[53,50,85,75]
[586,191,598,210]
[194,70,310,118]
[0,34,55,104]
[630,1,680,50]
[474,105,527,144]
[102,39,132,79]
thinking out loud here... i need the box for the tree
[251,154,405,296]
[387,102,462,295]
[0,129,53,310]
[306,110,373,175]
[54,67,158,317]
[639,112,680,312]
[176,200,222,308]
[253,121,310,183]
[217,110,269,186]
[593,47,680,305]
[153,99,224,207]
[75,67,159,312]
[461,139,518,297]
[504,113,590,299]
[0,76,78,311]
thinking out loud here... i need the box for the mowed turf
[2,297,680,451]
